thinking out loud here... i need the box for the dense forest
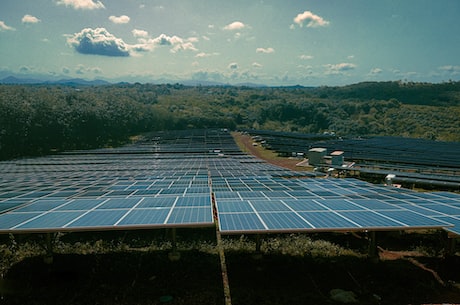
[1,81,459,160]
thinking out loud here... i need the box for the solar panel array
[245,130,460,169]
[212,176,459,234]
[0,129,459,236]
[244,130,460,189]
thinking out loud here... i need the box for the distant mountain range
[0,76,272,88]
[0,76,111,86]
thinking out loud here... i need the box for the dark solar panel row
[245,130,460,169]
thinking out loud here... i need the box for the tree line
[1,81,459,160]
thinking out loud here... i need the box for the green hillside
[1,81,459,160]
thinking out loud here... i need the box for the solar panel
[17,211,86,229]
[214,176,454,234]
[136,197,176,208]
[116,208,170,226]
[68,210,129,227]
[297,211,358,229]
[249,200,291,212]
[338,211,405,228]
[377,210,452,227]
[258,212,313,230]
[282,199,329,211]
[0,129,458,236]
[218,213,266,232]
[166,207,213,224]
[433,216,460,235]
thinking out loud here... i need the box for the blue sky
[1,0,459,86]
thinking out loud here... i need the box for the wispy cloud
[299,54,314,60]
[109,15,130,24]
[223,21,246,31]
[293,11,329,28]
[67,28,130,57]
[0,21,15,31]
[256,47,275,54]
[22,15,41,24]
[439,65,460,74]
[195,52,219,58]
[56,0,105,10]
[369,68,382,75]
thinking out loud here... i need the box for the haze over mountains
[0,74,269,87]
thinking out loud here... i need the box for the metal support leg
[252,234,263,260]
[43,233,54,264]
[368,231,378,261]
[168,228,181,261]
[255,234,261,253]
[445,236,457,257]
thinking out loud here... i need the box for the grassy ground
[1,230,459,305]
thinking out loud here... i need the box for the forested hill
[1,81,459,160]
[310,81,460,106]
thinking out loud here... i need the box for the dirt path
[231,132,310,172]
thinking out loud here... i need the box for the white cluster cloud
[256,47,275,54]
[75,64,102,75]
[132,32,198,54]
[109,15,130,24]
[22,15,41,24]
[191,71,223,83]
[67,28,130,56]
[61,65,101,75]
[67,27,198,57]
[0,21,15,31]
[293,11,329,28]
[132,29,149,38]
[56,0,105,10]
[153,33,179,45]
[325,63,356,74]
[223,21,246,31]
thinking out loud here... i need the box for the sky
[1,0,459,86]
